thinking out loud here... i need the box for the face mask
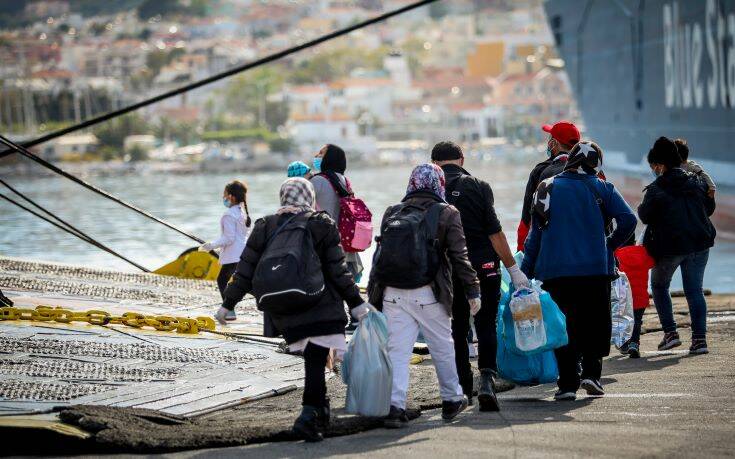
[546,147,553,158]
[313,157,322,172]
[223,198,232,208]
[651,168,661,179]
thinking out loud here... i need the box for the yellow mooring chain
[0,305,216,334]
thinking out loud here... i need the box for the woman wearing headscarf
[310,144,364,283]
[368,163,480,428]
[521,141,637,401]
[219,177,370,442]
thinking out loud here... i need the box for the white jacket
[210,205,250,264]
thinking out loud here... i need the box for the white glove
[468,297,482,316]
[351,302,375,321]
[199,243,214,252]
[508,264,530,289]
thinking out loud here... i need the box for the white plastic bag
[509,288,547,352]
[341,310,392,417]
[611,272,635,348]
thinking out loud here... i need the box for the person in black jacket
[431,141,529,411]
[221,177,370,442]
[639,137,716,355]
[517,121,580,251]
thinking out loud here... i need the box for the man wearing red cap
[516,121,581,252]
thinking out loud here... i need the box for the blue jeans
[651,249,709,339]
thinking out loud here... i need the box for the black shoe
[619,340,631,354]
[553,389,577,401]
[689,338,709,355]
[580,378,605,396]
[441,395,468,421]
[478,369,500,412]
[658,331,682,351]
[383,405,409,429]
[627,341,641,358]
[292,406,323,442]
[317,398,331,430]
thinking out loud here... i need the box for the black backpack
[372,203,446,289]
[252,213,325,315]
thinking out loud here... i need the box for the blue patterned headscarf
[406,163,446,200]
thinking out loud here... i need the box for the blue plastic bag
[341,310,392,417]
[496,299,559,385]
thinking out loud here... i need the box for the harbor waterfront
[2,157,735,292]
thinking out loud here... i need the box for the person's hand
[199,243,214,252]
[469,297,482,316]
[351,302,375,320]
[508,264,530,289]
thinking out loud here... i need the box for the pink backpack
[321,174,373,253]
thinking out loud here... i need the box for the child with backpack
[217,177,371,442]
[368,163,481,427]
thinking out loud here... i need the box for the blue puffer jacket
[520,172,636,281]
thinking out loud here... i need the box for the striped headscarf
[406,163,446,200]
[277,177,315,215]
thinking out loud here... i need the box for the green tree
[94,113,149,156]
[127,144,148,162]
[221,68,288,131]
[137,0,179,19]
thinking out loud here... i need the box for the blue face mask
[651,167,662,179]
[223,198,232,208]
[313,157,322,172]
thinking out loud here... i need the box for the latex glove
[468,297,482,316]
[199,242,214,252]
[351,302,375,321]
[508,264,530,289]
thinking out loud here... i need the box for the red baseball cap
[542,121,580,147]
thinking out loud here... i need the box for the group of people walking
[198,120,716,442]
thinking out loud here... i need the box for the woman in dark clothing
[220,177,370,442]
[639,137,716,355]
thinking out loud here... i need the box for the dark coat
[368,191,480,316]
[223,211,363,343]
[638,168,716,259]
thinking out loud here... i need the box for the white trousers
[384,285,464,410]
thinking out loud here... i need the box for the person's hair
[674,138,689,161]
[647,136,682,170]
[431,141,463,161]
[321,144,347,174]
[224,180,252,227]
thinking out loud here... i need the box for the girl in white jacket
[200,180,252,319]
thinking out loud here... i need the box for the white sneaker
[468,342,477,358]
[215,307,229,325]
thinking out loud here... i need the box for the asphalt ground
[160,319,735,458]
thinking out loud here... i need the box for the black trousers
[543,276,612,392]
[303,342,330,407]
[452,274,501,397]
[630,308,645,343]
[217,263,238,300]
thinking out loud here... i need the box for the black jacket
[368,191,480,316]
[638,168,716,259]
[520,153,568,226]
[223,211,363,343]
[442,164,502,267]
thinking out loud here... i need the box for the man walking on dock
[432,141,529,411]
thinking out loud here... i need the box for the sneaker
[657,331,682,351]
[225,309,237,321]
[383,405,409,429]
[214,307,229,326]
[477,369,499,412]
[554,390,577,401]
[468,341,477,358]
[292,406,323,442]
[689,339,709,355]
[441,395,469,421]
[619,340,631,355]
[627,342,641,359]
[580,378,605,396]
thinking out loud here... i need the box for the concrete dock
[2,257,735,456]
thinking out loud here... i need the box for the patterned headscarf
[564,141,603,175]
[277,177,315,215]
[533,141,604,228]
[406,163,446,200]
